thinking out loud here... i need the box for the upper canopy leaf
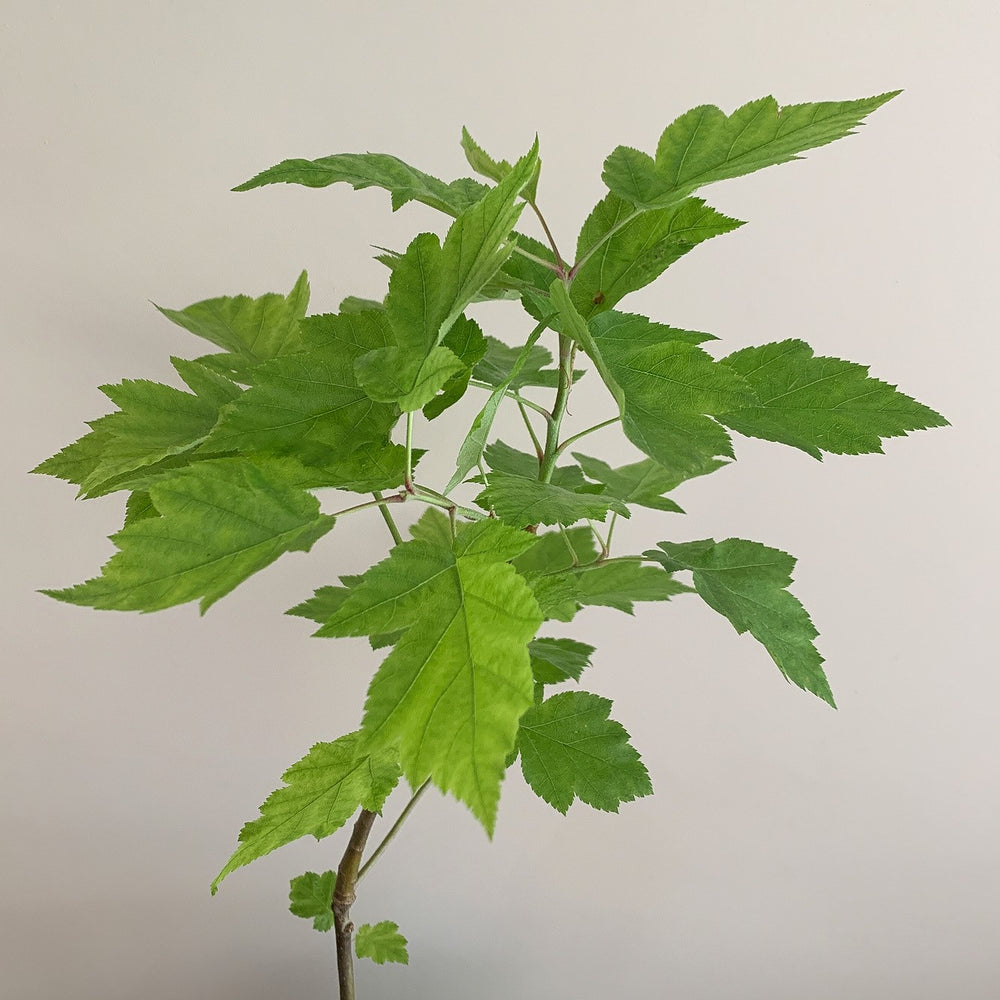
[156,271,310,363]
[234,152,488,216]
[315,520,543,833]
[211,732,400,893]
[717,339,948,458]
[603,92,899,210]
[571,193,743,318]
[43,458,335,614]
[461,126,541,203]
[650,538,834,706]
[356,141,540,410]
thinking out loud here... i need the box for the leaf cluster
[35,93,946,970]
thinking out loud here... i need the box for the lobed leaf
[650,538,834,705]
[603,93,900,210]
[43,458,335,614]
[529,637,595,686]
[518,691,652,814]
[212,732,401,893]
[717,339,948,458]
[288,870,337,932]
[355,921,409,965]
[475,472,628,529]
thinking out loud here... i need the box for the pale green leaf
[288,870,336,932]
[461,125,541,202]
[156,271,310,361]
[355,921,409,965]
[650,538,834,706]
[603,93,899,209]
[717,339,948,458]
[211,732,401,893]
[43,458,335,613]
[518,691,652,814]
[233,152,488,216]
[572,193,743,318]
[316,521,542,832]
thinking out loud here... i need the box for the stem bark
[333,809,377,1000]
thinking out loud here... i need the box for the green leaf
[650,538,834,706]
[446,318,553,492]
[287,584,351,625]
[43,458,336,613]
[357,141,540,409]
[211,732,401,893]
[423,315,489,420]
[476,472,628,528]
[573,452,727,513]
[716,339,948,458]
[288,871,336,932]
[461,125,541,202]
[483,441,586,491]
[581,307,758,474]
[355,921,409,965]
[356,343,465,411]
[156,271,310,362]
[201,310,398,459]
[603,92,899,210]
[518,691,652,814]
[287,443,413,494]
[473,337,558,390]
[512,526,598,577]
[315,521,542,832]
[529,637,595,685]
[573,561,690,614]
[571,194,743,318]
[234,151,488,215]
[123,491,158,526]
[33,360,241,499]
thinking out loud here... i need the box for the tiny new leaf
[518,691,652,814]
[355,921,409,965]
[289,870,337,932]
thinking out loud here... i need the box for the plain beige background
[3,2,997,997]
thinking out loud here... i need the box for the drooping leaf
[574,452,728,513]
[315,520,543,832]
[518,691,652,814]
[211,732,401,893]
[602,93,900,210]
[234,151,488,216]
[200,310,398,460]
[288,870,337,932]
[43,458,336,614]
[716,339,948,458]
[650,538,834,706]
[571,193,743,318]
[529,637,595,685]
[355,921,409,965]
[356,141,540,409]
[476,472,628,529]
[573,561,690,614]
[156,271,310,362]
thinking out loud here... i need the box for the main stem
[538,330,576,483]
[333,809,377,1000]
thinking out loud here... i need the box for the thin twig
[357,780,432,883]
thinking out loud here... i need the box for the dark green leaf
[573,561,690,614]
[476,472,628,529]
[572,194,743,318]
[650,538,834,706]
[529,637,595,685]
[518,691,652,814]
[717,339,948,458]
